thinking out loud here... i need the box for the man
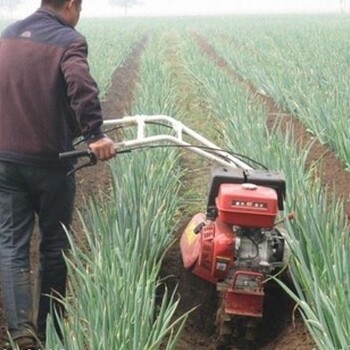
[0,0,116,348]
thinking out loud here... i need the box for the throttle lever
[66,151,97,176]
[59,148,132,176]
[59,149,97,176]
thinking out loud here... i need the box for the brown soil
[102,36,148,119]
[2,28,348,350]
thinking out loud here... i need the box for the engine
[216,182,287,274]
[234,226,286,273]
[180,167,289,318]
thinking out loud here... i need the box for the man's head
[41,0,82,27]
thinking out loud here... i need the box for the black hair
[41,0,81,8]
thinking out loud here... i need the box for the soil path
[75,35,149,200]
[102,36,148,119]
[162,32,220,350]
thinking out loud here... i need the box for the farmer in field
[0,0,116,348]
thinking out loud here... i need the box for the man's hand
[88,136,116,161]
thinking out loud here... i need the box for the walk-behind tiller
[59,115,291,345]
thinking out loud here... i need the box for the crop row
[193,15,350,171]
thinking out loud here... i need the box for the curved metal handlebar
[59,115,255,175]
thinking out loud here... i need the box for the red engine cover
[216,183,278,228]
[180,217,235,284]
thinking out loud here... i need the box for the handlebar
[59,149,92,160]
[59,149,97,176]
[59,148,131,176]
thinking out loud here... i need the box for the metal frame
[104,115,253,170]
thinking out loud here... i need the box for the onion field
[1,14,350,350]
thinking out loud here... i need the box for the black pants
[0,161,75,340]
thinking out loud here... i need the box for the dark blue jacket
[0,8,104,166]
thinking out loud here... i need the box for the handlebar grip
[59,149,91,160]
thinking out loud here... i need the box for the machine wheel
[215,294,233,349]
[215,294,259,349]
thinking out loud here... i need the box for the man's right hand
[89,136,116,161]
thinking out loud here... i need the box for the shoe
[2,336,39,350]
[15,336,38,350]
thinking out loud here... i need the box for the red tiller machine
[180,165,289,341]
[59,115,291,344]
